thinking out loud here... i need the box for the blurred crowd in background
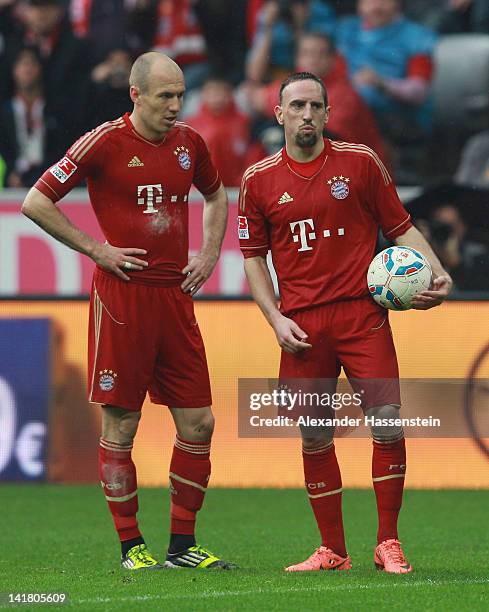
[1,0,489,290]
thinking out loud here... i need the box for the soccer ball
[367,246,432,310]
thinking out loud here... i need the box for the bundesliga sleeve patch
[50,157,78,183]
[238,216,249,239]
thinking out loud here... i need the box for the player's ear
[274,104,284,125]
[130,85,140,105]
[324,105,331,126]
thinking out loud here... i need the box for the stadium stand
[0,0,488,291]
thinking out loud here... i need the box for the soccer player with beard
[239,72,452,572]
[21,52,236,570]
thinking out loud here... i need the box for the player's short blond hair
[129,52,181,94]
[129,54,154,93]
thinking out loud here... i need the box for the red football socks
[169,436,211,537]
[302,443,347,557]
[99,438,141,542]
[372,437,406,544]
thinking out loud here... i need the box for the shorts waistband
[285,294,373,317]
[95,266,183,288]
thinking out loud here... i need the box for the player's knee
[177,410,215,442]
[192,411,215,440]
[102,405,141,445]
[300,423,335,449]
[118,411,141,440]
[366,404,404,442]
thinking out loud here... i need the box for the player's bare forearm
[244,256,312,353]
[21,187,148,281]
[395,226,446,277]
[244,256,281,325]
[201,184,228,258]
[395,225,453,309]
[182,184,228,295]
[22,187,102,258]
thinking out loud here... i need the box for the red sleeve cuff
[241,246,269,258]
[384,215,413,240]
[34,177,61,202]
[199,175,221,196]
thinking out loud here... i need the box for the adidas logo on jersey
[128,156,144,167]
[278,192,294,205]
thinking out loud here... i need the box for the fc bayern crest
[99,369,117,391]
[327,175,350,200]
[174,146,192,170]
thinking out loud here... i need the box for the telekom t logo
[290,218,346,251]
[289,219,316,252]
[137,184,163,214]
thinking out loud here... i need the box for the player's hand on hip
[273,315,312,354]
[92,242,148,281]
[411,274,453,310]
[181,250,218,296]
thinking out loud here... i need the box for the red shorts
[279,297,400,410]
[88,269,212,411]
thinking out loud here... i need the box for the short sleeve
[192,131,221,196]
[366,154,412,240]
[238,173,270,259]
[33,126,109,202]
[34,153,91,203]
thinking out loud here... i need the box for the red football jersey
[35,114,220,285]
[238,139,412,314]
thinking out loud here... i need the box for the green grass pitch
[1,486,488,611]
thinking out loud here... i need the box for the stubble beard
[295,130,318,148]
